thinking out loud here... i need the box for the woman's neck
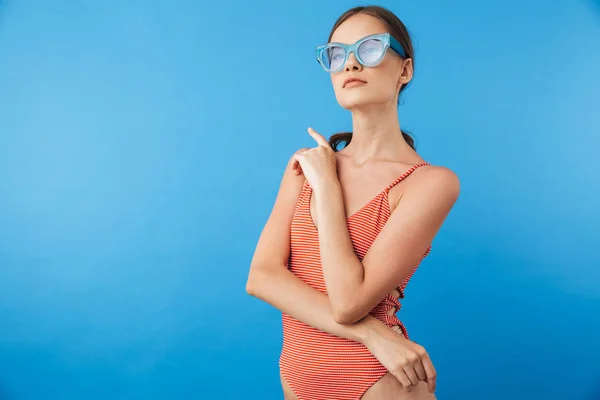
[342,104,414,166]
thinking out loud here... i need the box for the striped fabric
[279,162,432,400]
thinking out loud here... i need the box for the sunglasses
[315,33,406,73]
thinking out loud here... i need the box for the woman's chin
[337,97,383,111]
[337,94,371,109]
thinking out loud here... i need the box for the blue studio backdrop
[1,0,599,399]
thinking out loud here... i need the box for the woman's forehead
[330,14,388,44]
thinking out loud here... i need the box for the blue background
[1,0,599,399]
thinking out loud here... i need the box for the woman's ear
[395,58,413,94]
[399,58,413,85]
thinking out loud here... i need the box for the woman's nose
[344,52,363,71]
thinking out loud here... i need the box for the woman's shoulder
[408,162,461,201]
[419,162,458,179]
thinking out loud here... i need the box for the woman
[246,5,460,400]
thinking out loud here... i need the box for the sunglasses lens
[357,38,384,65]
[321,45,345,71]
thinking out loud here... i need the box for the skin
[247,12,460,400]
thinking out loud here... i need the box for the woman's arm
[314,166,460,324]
[247,263,379,343]
[247,148,438,394]
[247,261,437,393]
[246,150,385,344]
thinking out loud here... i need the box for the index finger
[307,127,329,147]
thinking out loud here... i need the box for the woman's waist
[281,313,401,354]
[282,308,401,331]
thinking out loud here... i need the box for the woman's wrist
[312,175,341,198]
[353,315,386,345]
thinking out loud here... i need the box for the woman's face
[328,13,412,111]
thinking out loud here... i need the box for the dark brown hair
[326,5,417,152]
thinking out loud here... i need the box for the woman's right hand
[363,318,436,393]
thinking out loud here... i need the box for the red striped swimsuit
[280,162,432,400]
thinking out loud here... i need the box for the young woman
[246,5,460,400]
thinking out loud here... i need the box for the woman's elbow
[245,277,258,296]
[246,266,265,297]
[332,303,363,325]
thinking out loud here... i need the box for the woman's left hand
[291,128,338,192]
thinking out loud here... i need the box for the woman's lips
[344,80,366,88]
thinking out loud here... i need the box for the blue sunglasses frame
[315,33,406,73]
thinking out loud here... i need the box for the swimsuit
[280,162,432,400]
